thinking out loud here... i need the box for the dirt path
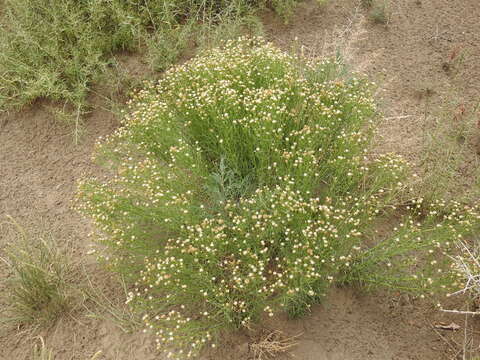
[1,0,480,359]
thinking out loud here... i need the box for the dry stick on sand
[250,330,301,360]
[430,323,462,359]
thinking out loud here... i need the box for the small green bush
[76,38,480,358]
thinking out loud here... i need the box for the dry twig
[250,330,301,360]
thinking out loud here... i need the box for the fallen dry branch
[250,330,301,360]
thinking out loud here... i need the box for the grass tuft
[417,99,480,203]
[0,217,78,329]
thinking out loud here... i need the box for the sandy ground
[1,0,480,359]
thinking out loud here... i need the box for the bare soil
[1,0,480,359]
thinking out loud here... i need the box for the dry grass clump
[76,38,480,358]
[250,330,300,360]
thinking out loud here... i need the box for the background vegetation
[0,0,292,116]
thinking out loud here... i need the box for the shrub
[76,38,480,358]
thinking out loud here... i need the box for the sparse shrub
[145,24,195,73]
[0,219,78,328]
[76,38,480,358]
[418,99,480,203]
